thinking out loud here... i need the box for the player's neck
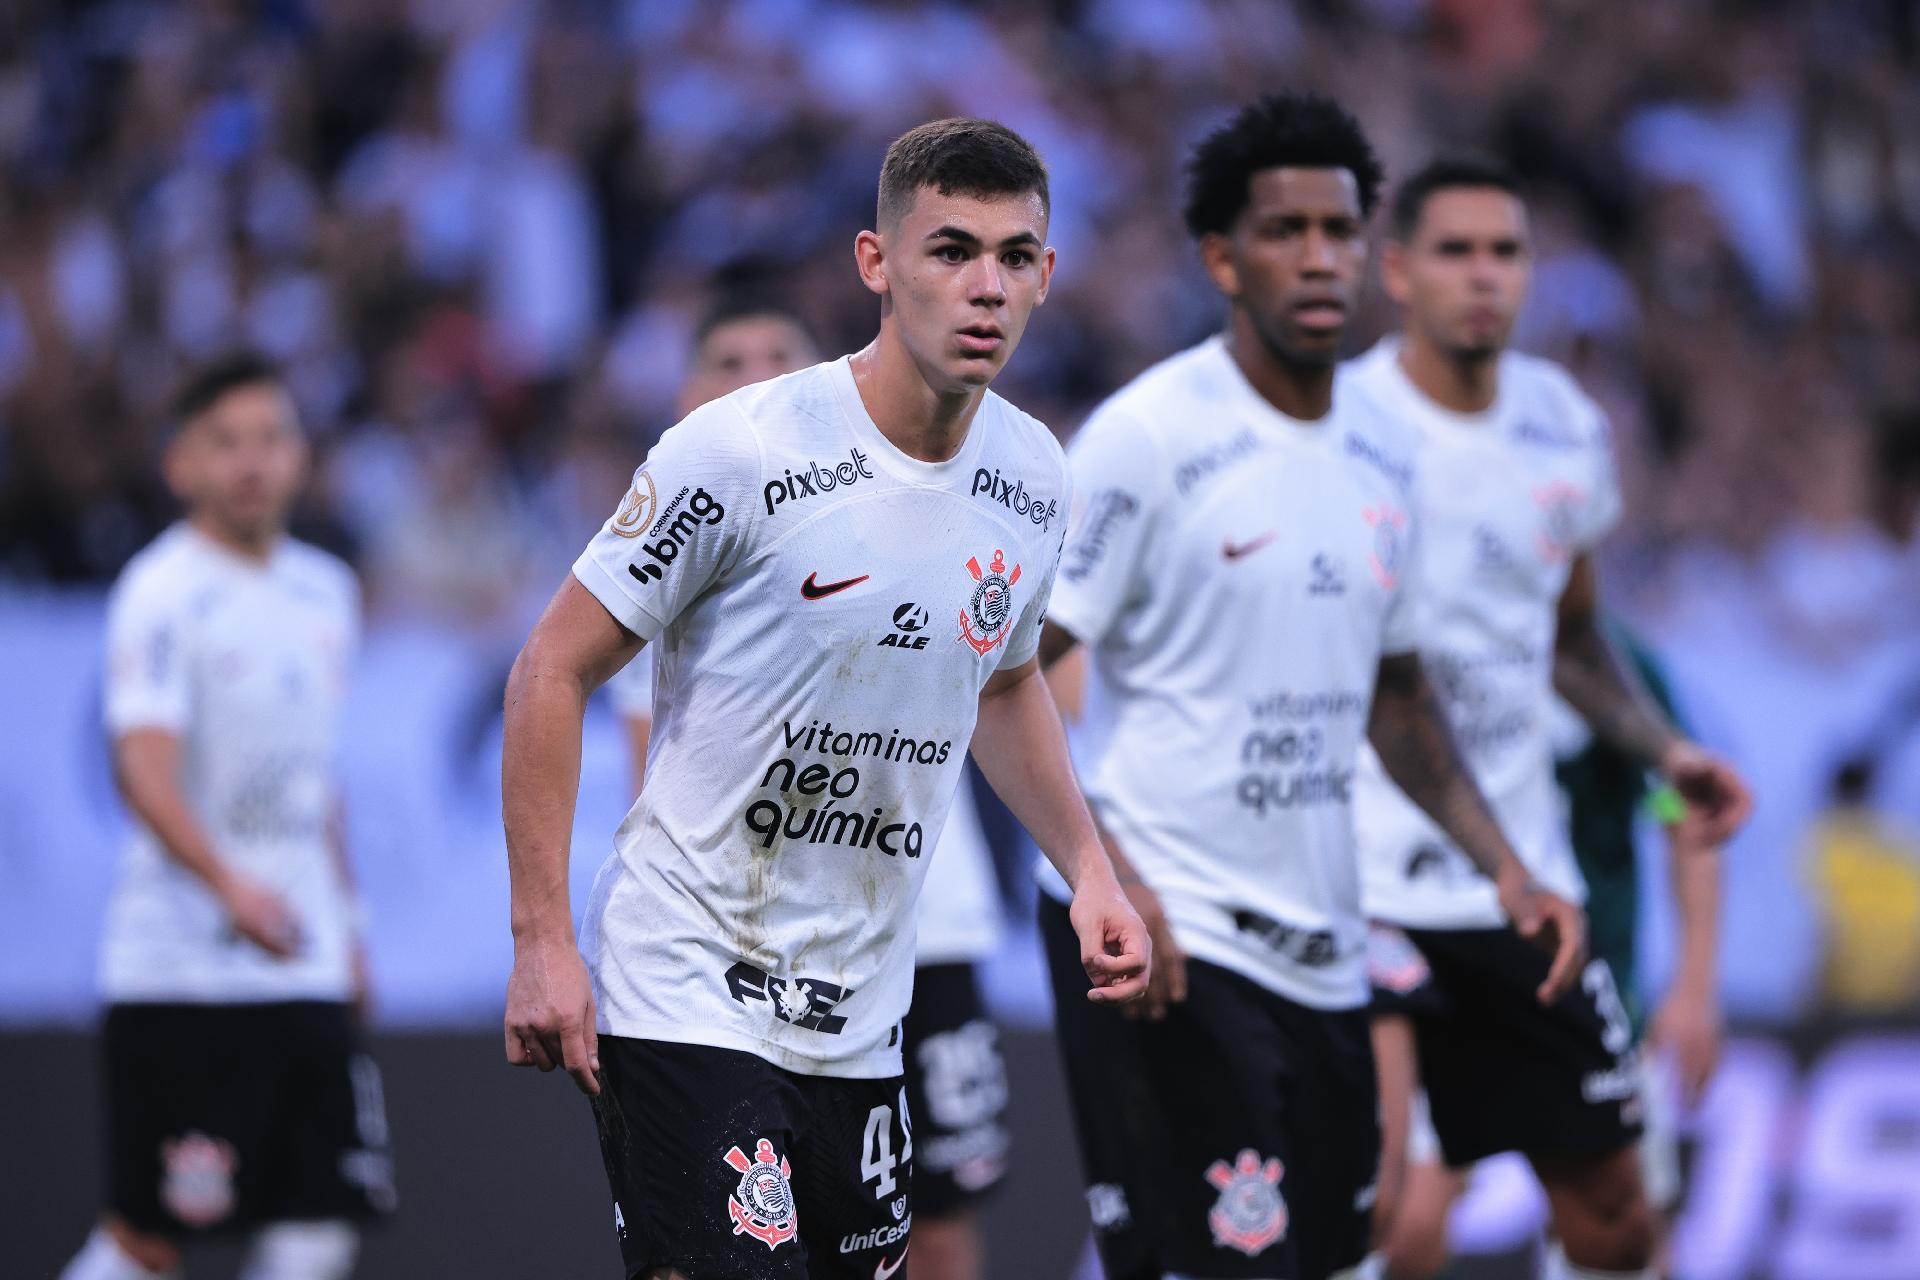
[1397,333,1500,415]
[188,511,281,563]
[849,337,983,463]
[1224,319,1333,421]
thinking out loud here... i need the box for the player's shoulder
[1335,337,1405,405]
[278,539,361,615]
[1500,351,1609,449]
[980,388,1067,480]
[1333,345,1421,494]
[1071,339,1232,464]
[109,525,209,612]
[721,359,849,449]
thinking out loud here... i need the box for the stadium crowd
[0,0,1916,642]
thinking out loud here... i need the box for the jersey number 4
[859,1089,914,1199]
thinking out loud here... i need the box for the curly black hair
[1182,93,1384,239]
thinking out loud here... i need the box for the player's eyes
[1002,250,1033,267]
[935,245,969,263]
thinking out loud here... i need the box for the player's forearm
[1666,825,1721,1000]
[1552,616,1678,771]
[502,648,592,943]
[114,733,238,897]
[972,662,1115,894]
[1368,654,1527,887]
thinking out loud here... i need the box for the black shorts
[1395,925,1643,1166]
[591,1037,913,1279]
[104,1001,396,1236]
[1042,897,1377,1280]
[901,962,1008,1218]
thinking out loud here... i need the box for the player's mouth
[955,324,1005,356]
[1290,298,1347,334]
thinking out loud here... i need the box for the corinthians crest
[724,1137,798,1250]
[1204,1149,1288,1257]
[958,549,1022,656]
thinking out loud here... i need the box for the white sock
[59,1228,178,1280]
[1544,1241,1654,1280]
[237,1220,359,1280]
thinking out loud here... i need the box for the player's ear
[854,229,889,298]
[1380,239,1412,306]
[1035,244,1057,306]
[161,431,197,505]
[1198,231,1240,299]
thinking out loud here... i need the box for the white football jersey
[1348,339,1622,930]
[605,630,1001,967]
[1040,336,1421,1011]
[573,358,1065,1077]
[100,524,360,1003]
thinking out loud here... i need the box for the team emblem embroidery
[159,1132,238,1227]
[957,549,1022,656]
[1532,481,1585,563]
[724,1138,798,1250]
[611,470,659,538]
[1204,1149,1288,1257]
[1363,504,1408,589]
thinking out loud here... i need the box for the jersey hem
[594,1017,905,1079]
[1174,930,1369,1012]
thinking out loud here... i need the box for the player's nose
[965,256,1007,304]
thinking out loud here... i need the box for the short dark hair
[1390,155,1524,240]
[877,118,1049,228]
[170,350,283,432]
[693,295,814,350]
[1183,93,1384,239]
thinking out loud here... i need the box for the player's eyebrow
[925,226,1042,249]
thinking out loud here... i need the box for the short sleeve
[572,399,761,641]
[998,517,1068,672]
[1579,414,1623,551]
[1047,409,1168,647]
[104,567,192,735]
[606,646,654,718]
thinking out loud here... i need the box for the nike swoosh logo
[1222,533,1276,561]
[874,1247,909,1280]
[800,571,869,600]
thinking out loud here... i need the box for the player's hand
[505,933,601,1096]
[1498,869,1586,1004]
[1661,740,1752,846]
[1650,984,1722,1103]
[218,872,302,958]
[1116,875,1186,1021]
[1069,876,1152,1005]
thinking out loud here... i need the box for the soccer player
[1035,94,1583,1280]
[501,118,1148,1280]
[62,354,393,1280]
[1348,156,1751,1280]
[608,296,1014,1280]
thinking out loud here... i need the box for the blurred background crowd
[2,0,1917,619]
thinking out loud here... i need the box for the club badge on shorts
[1205,1149,1288,1256]
[724,1137,798,1250]
[159,1131,238,1227]
[958,549,1022,656]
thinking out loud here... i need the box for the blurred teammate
[501,118,1148,1280]
[62,355,393,1280]
[1349,157,1750,1280]
[1035,95,1582,1280]
[609,297,1013,1280]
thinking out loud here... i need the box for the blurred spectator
[0,0,1913,655]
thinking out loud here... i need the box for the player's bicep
[112,726,184,808]
[523,576,647,696]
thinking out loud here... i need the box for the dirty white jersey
[1039,335,1421,1010]
[605,638,1002,967]
[573,357,1064,1077]
[1349,339,1622,930]
[100,524,359,1003]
